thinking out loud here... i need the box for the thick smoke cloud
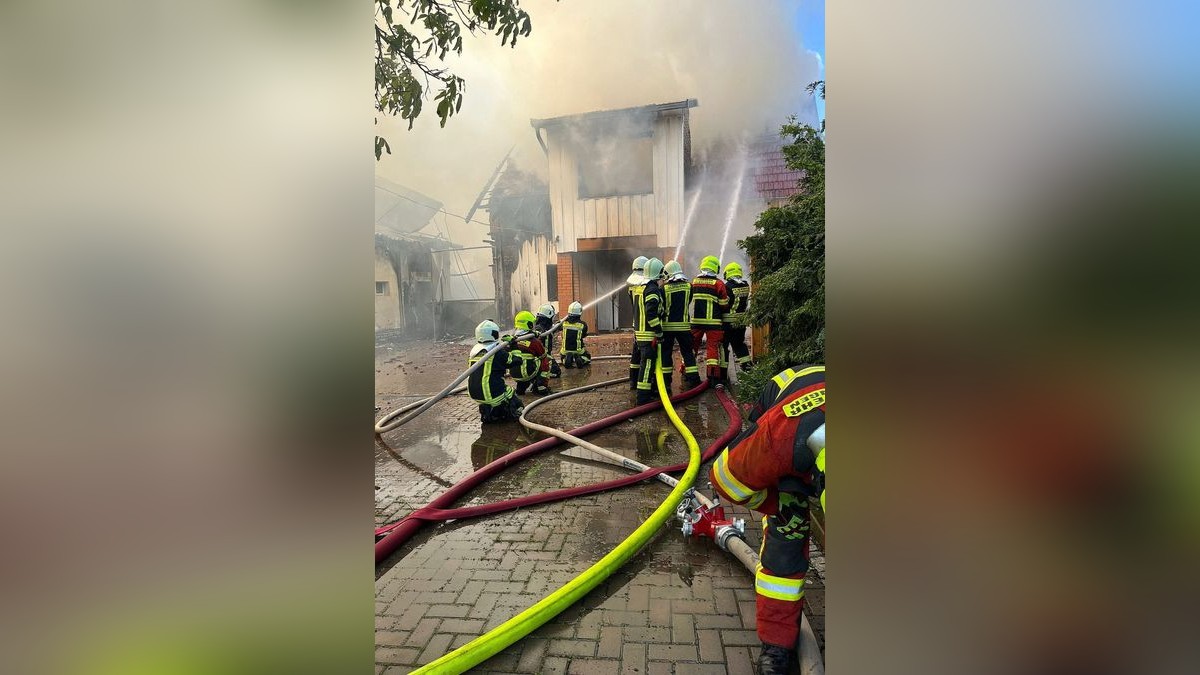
[377,0,822,293]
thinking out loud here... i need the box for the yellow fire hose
[412,367,700,674]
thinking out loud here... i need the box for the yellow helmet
[724,262,743,279]
[700,256,721,274]
[514,310,536,332]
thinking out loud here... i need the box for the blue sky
[794,0,825,124]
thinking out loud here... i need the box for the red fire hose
[374,387,741,541]
[376,380,728,564]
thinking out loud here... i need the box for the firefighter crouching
[633,257,666,405]
[709,366,826,675]
[626,255,648,389]
[721,262,753,375]
[467,320,524,423]
[559,301,592,368]
[506,311,553,395]
[658,259,701,390]
[690,255,731,384]
[534,303,562,378]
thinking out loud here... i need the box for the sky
[797,0,826,123]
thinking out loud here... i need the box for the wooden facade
[535,101,694,254]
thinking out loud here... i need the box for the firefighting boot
[662,375,672,393]
[685,373,703,388]
[756,643,795,675]
[532,378,552,395]
[635,390,656,406]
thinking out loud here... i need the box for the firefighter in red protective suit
[690,255,730,384]
[506,310,553,395]
[709,365,826,675]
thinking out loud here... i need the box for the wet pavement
[375,335,824,673]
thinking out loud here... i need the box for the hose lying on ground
[372,374,739,539]
[411,367,703,673]
[374,373,710,563]
[375,322,565,434]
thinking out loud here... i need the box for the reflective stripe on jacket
[662,278,692,331]
[724,277,750,324]
[561,319,588,354]
[634,280,665,341]
[467,343,514,406]
[689,275,729,327]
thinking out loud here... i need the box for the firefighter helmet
[475,319,501,343]
[644,257,665,280]
[723,262,743,279]
[700,255,721,274]
[568,301,583,316]
[537,303,556,320]
[632,255,648,273]
[664,260,683,277]
[514,310,536,332]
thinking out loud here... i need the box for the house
[751,135,805,206]
[374,177,440,333]
[531,99,698,331]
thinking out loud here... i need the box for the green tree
[735,83,825,402]
[375,0,541,159]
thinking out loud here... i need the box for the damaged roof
[375,176,443,237]
[530,99,698,129]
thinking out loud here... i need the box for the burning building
[535,99,697,331]
[474,99,696,332]
[478,98,804,337]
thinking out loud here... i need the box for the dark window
[546,264,558,301]
[376,281,389,295]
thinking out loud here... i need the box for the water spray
[581,282,628,311]
[718,150,749,262]
[673,183,705,262]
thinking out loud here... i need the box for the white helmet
[475,319,501,343]
[632,255,648,273]
[568,301,583,315]
[537,303,556,320]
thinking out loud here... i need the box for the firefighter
[626,255,649,389]
[690,255,731,383]
[506,310,552,395]
[633,257,666,405]
[466,320,524,423]
[658,259,701,390]
[534,303,562,378]
[709,366,826,675]
[722,262,753,374]
[560,301,592,368]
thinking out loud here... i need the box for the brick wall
[556,252,575,314]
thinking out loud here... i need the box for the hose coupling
[714,519,747,552]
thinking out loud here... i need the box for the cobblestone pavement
[376,335,824,673]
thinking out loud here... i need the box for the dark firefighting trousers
[657,329,698,384]
[629,334,641,388]
[635,339,658,397]
[756,492,811,649]
[723,324,752,371]
[478,394,524,423]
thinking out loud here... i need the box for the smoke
[376,0,822,289]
